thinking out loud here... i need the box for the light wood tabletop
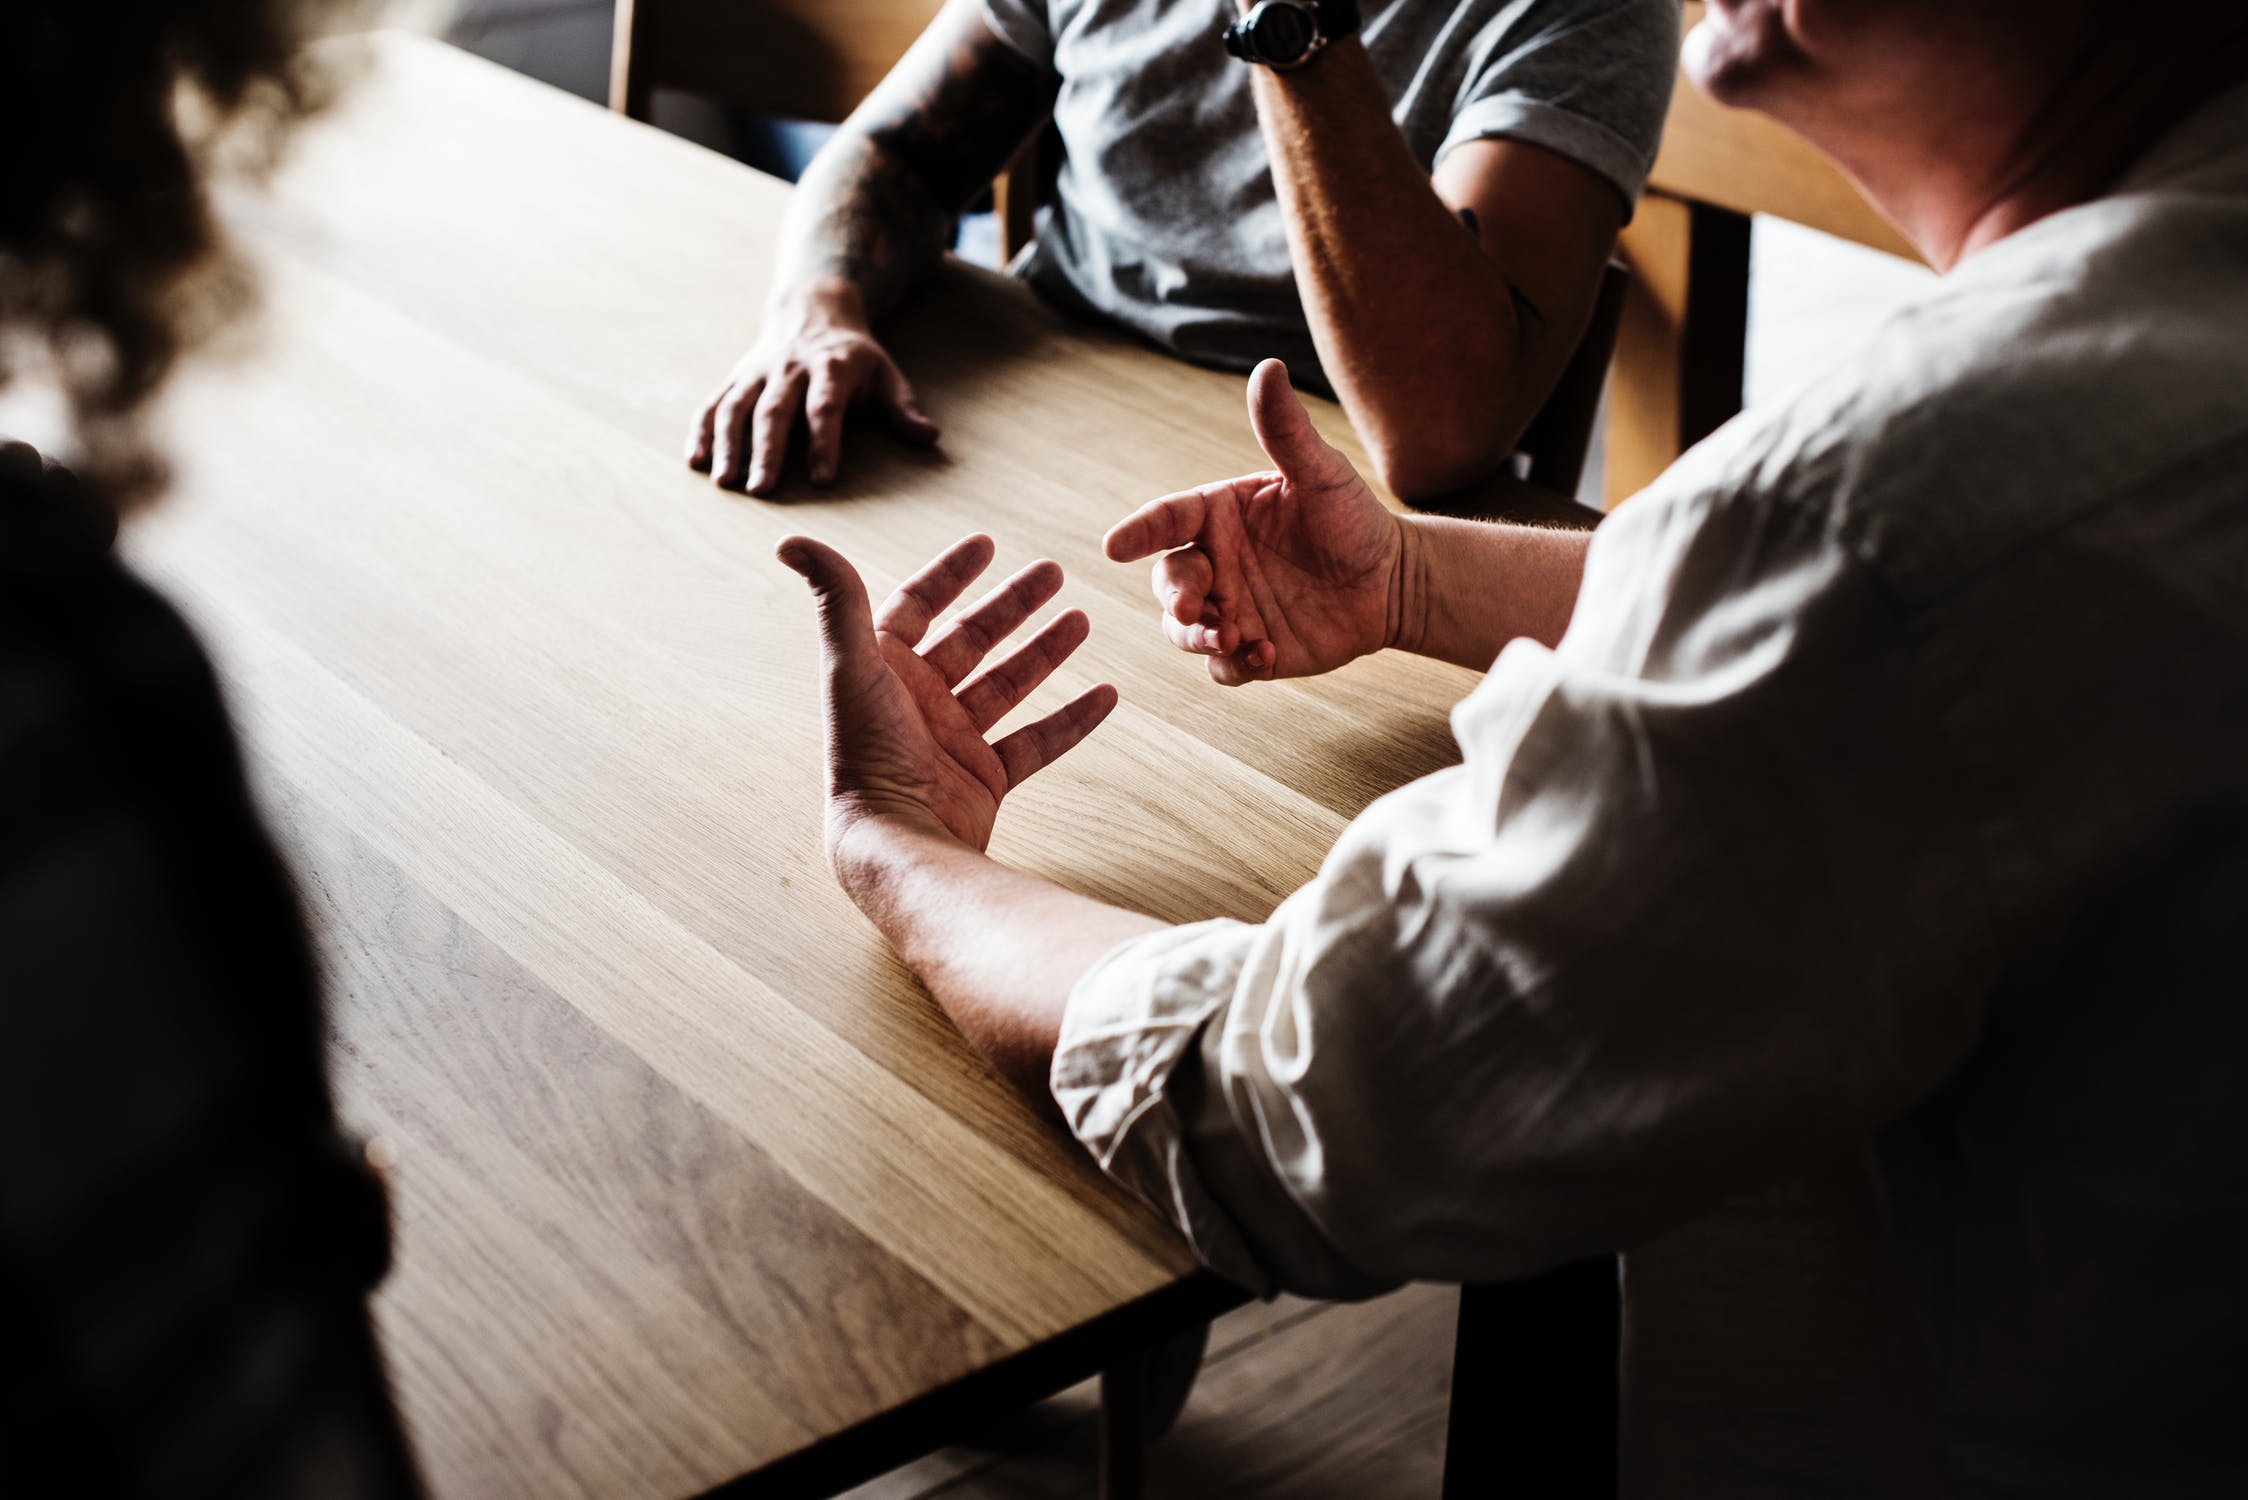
[121,31,1484,1500]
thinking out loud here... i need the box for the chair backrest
[1515,259,1631,500]
[610,0,1046,261]
[610,0,945,123]
[1646,6,1918,262]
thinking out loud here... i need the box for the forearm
[766,0,1055,327]
[834,816,1167,1109]
[771,136,957,327]
[1248,44,1521,498]
[1391,513,1589,668]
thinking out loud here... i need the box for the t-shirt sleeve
[979,0,1056,67]
[1053,473,2001,1299]
[1438,0,1682,208]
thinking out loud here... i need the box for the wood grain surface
[122,33,1482,1499]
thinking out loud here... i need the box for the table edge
[707,1271,1250,1500]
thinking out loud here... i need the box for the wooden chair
[610,0,940,126]
[1602,0,1927,507]
[610,0,1046,260]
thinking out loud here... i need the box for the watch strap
[1223,0,1364,67]
[1313,0,1362,43]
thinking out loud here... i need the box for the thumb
[1246,358,1338,485]
[776,535,879,663]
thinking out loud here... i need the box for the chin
[1683,2,1782,108]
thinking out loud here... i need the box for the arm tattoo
[782,8,1058,319]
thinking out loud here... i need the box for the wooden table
[127,33,1481,1500]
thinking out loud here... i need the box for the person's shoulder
[0,481,231,849]
[1422,0,1680,200]
[1460,0,1681,53]
[1662,187,2248,613]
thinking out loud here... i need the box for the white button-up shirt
[1053,83,2248,1494]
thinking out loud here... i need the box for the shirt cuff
[1436,94,1658,212]
[1052,920,1278,1296]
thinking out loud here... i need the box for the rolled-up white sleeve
[1054,475,2002,1298]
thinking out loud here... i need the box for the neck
[1817,14,2248,271]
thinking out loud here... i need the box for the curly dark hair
[1,0,358,510]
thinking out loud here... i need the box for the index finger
[875,533,997,647]
[1104,486,1213,563]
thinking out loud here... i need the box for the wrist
[1384,512,1432,658]
[1225,0,1363,67]
[771,277,872,337]
[826,796,966,908]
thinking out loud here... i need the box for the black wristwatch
[1222,0,1363,71]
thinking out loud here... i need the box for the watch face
[1250,3,1317,62]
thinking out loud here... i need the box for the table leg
[1095,1318,1211,1500]
[1442,1258,1622,1499]
[1098,1350,1150,1500]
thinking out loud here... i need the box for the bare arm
[690,0,1057,493]
[772,531,1144,1107]
[1246,36,1624,501]
[1392,512,1589,669]
[835,820,1160,1105]
[780,0,1055,320]
[789,508,1585,1122]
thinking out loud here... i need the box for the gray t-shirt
[980,0,1679,386]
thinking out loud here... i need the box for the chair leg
[1442,1258,1623,1500]
[608,0,654,120]
[1604,193,1751,508]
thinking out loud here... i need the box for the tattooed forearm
[771,0,1057,320]
[787,134,955,317]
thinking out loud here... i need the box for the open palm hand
[1104,361,1401,685]
[778,533,1115,857]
